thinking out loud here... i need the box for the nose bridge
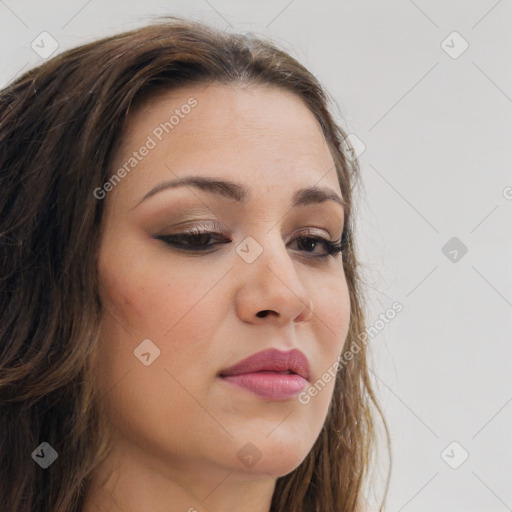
[234,229,314,323]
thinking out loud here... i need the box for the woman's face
[96,82,350,494]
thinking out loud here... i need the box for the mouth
[218,348,310,400]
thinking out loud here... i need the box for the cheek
[97,248,231,383]
[94,258,226,453]
[314,271,351,351]
[98,253,203,339]
[306,273,350,406]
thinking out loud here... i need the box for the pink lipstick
[218,348,310,400]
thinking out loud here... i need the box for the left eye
[289,235,343,257]
[156,230,345,259]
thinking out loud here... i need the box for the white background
[1,1,511,510]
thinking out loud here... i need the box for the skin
[82,82,350,512]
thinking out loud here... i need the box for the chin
[236,452,310,480]
[232,433,314,479]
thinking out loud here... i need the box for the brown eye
[289,236,343,258]
[157,229,344,259]
[157,230,229,251]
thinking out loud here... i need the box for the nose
[234,234,314,326]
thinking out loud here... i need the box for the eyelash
[156,227,347,259]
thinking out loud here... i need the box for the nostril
[256,310,274,318]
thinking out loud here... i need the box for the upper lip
[218,348,310,381]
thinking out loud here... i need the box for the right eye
[156,228,230,252]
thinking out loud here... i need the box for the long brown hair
[0,17,390,512]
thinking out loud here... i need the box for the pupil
[300,238,315,251]
[192,234,210,245]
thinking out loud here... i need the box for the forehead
[108,82,341,206]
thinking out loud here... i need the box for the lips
[218,348,310,400]
[218,348,310,380]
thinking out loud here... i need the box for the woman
[0,17,389,512]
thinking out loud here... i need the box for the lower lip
[220,372,308,400]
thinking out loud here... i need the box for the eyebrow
[133,175,346,211]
